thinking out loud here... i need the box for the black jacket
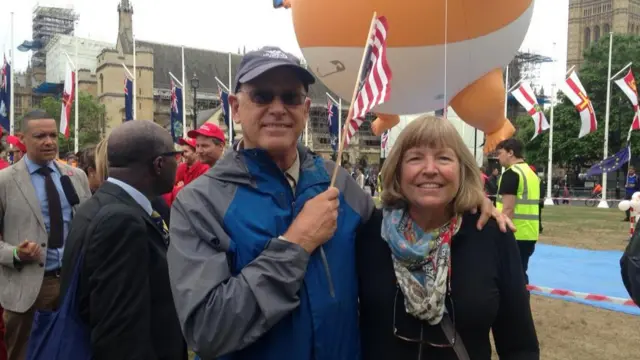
[60,181,187,360]
[356,209,539,360]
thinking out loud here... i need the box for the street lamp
[190,73,200,130]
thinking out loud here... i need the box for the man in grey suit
[0,110,91,360]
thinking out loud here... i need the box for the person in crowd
[59,120,186,360]
[496,138,541,284]
[188,122,225,167]
[356,166,365,189]
[168,46,512,360]
[485,167,500,206]
[75,140,109,193]
[163,137,209,207]
[6,135,26,164]
[0,110,91,360]
[356,117,538,360]
[624,166,640,221]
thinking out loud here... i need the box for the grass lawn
[505,205,639,360]
[539,205,630,251]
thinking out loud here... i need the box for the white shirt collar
[106,177,153,215]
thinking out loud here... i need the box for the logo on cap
[263,49,289,60]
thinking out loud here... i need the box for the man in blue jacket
[167,46,512,360]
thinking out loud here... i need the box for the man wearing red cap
[163,137,210,207]
[187,122,225,167]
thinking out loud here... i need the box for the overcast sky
[1,0,568,95]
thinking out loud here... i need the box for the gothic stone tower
[566,0,640,70]
[95,0,154,132]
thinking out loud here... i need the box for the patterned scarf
[381,208,461,325]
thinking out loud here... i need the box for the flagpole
[133,34,137,121]
[228,52,233,146]
[9,12,15,136]
[599,32,614,209]
[544,43,557,206]
[504,64,509,116]
[74,30,79,153]
[330,11,379,187]
[338,98,342,147]
[181,46,186,137]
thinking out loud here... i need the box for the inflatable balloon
[283,0,534,152]
[619,200,631,212]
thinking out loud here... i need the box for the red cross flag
[511,83,549,140]
[560,71,597,138]
[60,62,75,139]
[614,68,640,132]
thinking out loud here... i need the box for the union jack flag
[170,79,184,142]
[344,16,393,147]
[0,56,11,132]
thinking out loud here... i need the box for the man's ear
[229,94,241,124]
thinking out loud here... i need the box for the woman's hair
[380,115,485,213]
[94,138,109,182]
[76,146,96,175]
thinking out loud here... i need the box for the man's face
[230,67,311,154]
[196,136,224,166]
[181,144,196,165]
[496,149,512,167]
[155,149,179,195]
[23,118,59,164]
[492,168,499,176]
[630,167,636,176]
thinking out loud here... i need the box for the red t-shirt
[162,161,210,207]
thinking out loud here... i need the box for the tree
[29,92,106,156]
[518,34,640,169]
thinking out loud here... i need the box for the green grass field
[539,205,630,251]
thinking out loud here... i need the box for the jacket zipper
[319,246,336,298]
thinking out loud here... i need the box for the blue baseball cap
[234,46,315,93]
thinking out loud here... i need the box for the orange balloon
[283,0,532,150]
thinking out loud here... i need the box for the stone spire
[116,0,134,54]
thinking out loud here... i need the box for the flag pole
[599,32,614,209]
[330,11,378,187]
[544,42,557,206]
[74,30,79,153]
[9,12,15,136]
[181,46,186,137]
[228,52,233,146]
[504,64,509,116]
[132,33,137,121]
[338,98,342,147]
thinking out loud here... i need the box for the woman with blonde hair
[356,115,539,359]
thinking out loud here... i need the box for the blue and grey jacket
[168,144,374,360]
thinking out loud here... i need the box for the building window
[584,27,591,48]
[99,74,104,93]
[604,23,610,34]
[594,25,601,42]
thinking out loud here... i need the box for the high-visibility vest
[496,162,540,241]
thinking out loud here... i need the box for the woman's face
[400,145,460,211]
[87,167,102,192]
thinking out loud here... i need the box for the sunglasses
[239,89,307,106]
[392,287,456,348]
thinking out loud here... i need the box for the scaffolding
[505,50,554,121]
[31,5,78,68]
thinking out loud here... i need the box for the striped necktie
[151,210,169,242]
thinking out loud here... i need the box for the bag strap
[440,313,470,360]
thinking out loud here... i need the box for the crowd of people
[0,46,551,360]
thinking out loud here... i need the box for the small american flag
[343,16,392,147]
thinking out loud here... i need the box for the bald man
[58,120,187,360]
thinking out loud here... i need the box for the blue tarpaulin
[529,243,640,315]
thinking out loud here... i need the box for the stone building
[82,0,381,164]
[567,0,640,70]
